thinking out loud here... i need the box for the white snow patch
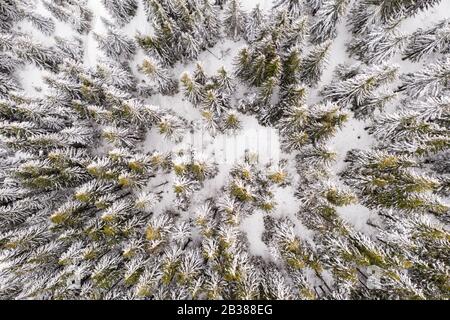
[336,204,376,234]
[240,212,270,258]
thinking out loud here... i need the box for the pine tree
[367,97,449,158]
[0,53,195,298]
[348,24,408,64]
[103,0,138,27]
[138,0,221,66]
[1,0,449,301]
[94,27,136,63]
[403,19,450,62]
[399,57,450,98]
[321,63,399,117]
[348,0,443,35]
[0,0,20,31]
[273,0,303,18]
[24,12,55,36]
[377,212,450,299]
[55,36,84,61]
[1,1,55,35]
[223,0,246,41]
[341,149,448,216]
[305,0,324,15]
[138,57,178,95]
[310,0,350,43]
[300,40,332,86]
[200,0,222,47]
[243,4,265,43]
[0,33,61,71]
[279,102,348,151]
[43,0,92,34]
[180,71,203,105]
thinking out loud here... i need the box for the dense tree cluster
[0,0,448,300]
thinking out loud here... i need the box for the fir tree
[138,57,178,95]
[103,0,138,27]
[321,63,399,117]
[300,40,332,86]
[341,149,448,217]
[403,19,450,62]
[223,0,246,41]
[243,4,265,43]
[399,57,450,98]
[310,0,350,43]
[94,27,136,63]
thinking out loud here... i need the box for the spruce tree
[43,0,92,34]
[321,63,399,117]
[341,149,448,216]
[223,0,246,41]
[300,40,332,86]
[244,4,265,43]
[310,0,350,43]
[103,0,138,27]
[399,57,450,98]
[403,19,450,62]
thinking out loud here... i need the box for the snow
[240,211,269,257]
[336,204,376,234]
[328,114,374,173]
[85,0,110,68]
[15,64,48,98]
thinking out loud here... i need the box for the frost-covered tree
[300,40,332,86]
[200,0,222,47]
[348,24,408,64]
[103,0,138,27]
[0,0,55,34]
[137,0,221,66]
[55,36,84,61]
[399,56,450,98]
[223,0,246,41]
[341,149,448,217]
[1,0,449,301]
[233,10,313,124]
[138,57,178,95]
[367,96,450,158]
[0,50,194,298]
[321,63,399,117]
[180,65,238,134]
[94,27,136,63]
[0,33,61,72]
[305,0,324,15]
[377,212,450,299]
[243,4,265,43]
[279,102,348,151]
[403,19,450,62]
[273,0,303,18]
[348,0,443,35]
[310,0,349,43]
[43,0,92,34]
